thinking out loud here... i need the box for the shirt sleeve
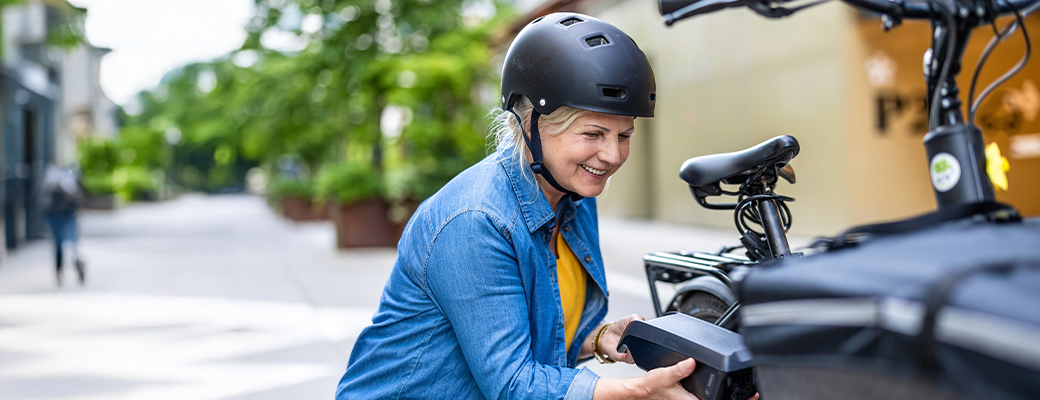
[423,210,599,400]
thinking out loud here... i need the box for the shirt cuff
[564,367,600,400]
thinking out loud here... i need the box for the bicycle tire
[672,291,731,323]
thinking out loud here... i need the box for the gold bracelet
[593,322,616,364]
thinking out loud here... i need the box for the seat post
[757,197,791,259]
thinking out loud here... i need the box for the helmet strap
[507,107,583,203]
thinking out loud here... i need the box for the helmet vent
[601,87,626,99]
[560,17,584,26]
[585,35,609,47]
[650,93,656,102]
[532,16,545,24]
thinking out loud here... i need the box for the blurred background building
[504,0,1040,236]
[0,0,117,257]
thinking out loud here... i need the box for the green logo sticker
[929,153,960,193]
[933,159,951,174]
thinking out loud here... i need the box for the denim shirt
[337,148,609,400]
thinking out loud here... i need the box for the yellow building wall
[592,0,1039,236]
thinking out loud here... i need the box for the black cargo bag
[737,218,1040,400]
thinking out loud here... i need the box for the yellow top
[556,232,587,352]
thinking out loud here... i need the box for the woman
[337,13,697,399]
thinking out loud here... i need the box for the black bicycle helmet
[501,12,656,200]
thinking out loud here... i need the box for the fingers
[617,350,635,364]
[612,315,634,332]
[665,358,696,381]
[604,314,647,365]
[646,358,695,383]
[610,314,642,339]
[620,314,644,326]
[640,359,699,400]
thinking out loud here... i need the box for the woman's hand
[594,358,760,400]
[587,315,762,400]
[594,358,699,399]
[600,314,642,363]
[581,314,644,363]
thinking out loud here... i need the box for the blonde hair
[487,96,592,170]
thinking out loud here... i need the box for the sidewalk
[0,194,761,399]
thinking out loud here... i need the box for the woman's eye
[619,134,631,141]
[582,132,601,138]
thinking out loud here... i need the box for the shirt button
[562,225,570,232]
[584,256,592,263]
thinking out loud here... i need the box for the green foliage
[76,129,167,199]
[314,160,383,205]
[113,165,160,200]
[119,0,510,202]
[375,24,501,201]
[117,126,168,169]
[77,137,119,194]
[46,10,85,49]
[266,176,314,199]
[82,171,116,195]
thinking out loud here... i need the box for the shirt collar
[497,147,581,234]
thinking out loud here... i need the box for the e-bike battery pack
[618,313,756,400]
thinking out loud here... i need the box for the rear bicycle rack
[644,249,752,317]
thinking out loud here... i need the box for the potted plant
[314,160,395,248]
[113,165,161,202]
[267,176,327,221]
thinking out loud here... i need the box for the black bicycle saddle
[680,135,799,187]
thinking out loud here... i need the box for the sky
[66,0,256,107]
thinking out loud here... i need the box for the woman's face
[538,111,634,199]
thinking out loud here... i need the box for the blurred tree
[125,61,259,193]
[121,0,508,202]
[77,136,120,195]
[46,1,87,49]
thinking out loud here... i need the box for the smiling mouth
[581,164,607,176]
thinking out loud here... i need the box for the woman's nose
[599,139,622,165]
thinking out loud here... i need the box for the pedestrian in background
[40,165,86,286]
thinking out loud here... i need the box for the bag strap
[915,260,1040,374]
[823,201,1020,250]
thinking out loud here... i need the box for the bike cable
[734,194,794,236]
[968,0,1031,124]
[731,166,794,237]
[966,10,1016,123]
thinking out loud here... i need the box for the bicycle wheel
[673,291,731,323]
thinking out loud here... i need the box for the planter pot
[280,196,328,221]
[331,199,397,248]
[83,194,119,210]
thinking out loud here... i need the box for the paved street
[0,194,765,399]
